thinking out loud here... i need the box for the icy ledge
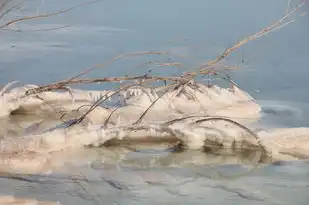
[0,82,261,122]
[0,81,308,174]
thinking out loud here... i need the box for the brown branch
[24,75,181,96]
[24,51,174,96]
[0,0,103,29]
[25,0,305,98]
[62,51,171,82]
[203,1,305,70]
[174,0,305,80]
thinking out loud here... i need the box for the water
[0,0,309,204]
[1,160,309,204]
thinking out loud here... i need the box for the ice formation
[0,81,309,174]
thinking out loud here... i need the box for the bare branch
[0,0,103,29]
[195,0,306,72]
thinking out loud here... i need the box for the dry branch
[24,52,175,96]
[9,0,305,135]
[0,0,103,29]
[183,0,306,77]
[63,51,171,81]
[202,0,305,69]
[24,0,306,99]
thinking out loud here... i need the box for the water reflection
[1,159,309,205]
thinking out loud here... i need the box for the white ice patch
[1,81,309,174]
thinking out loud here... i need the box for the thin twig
[24,53,176,96]
[1,24,71,32]
[103,107,120,128]
[0,80,19,96]
[0,0,103,29]
[133,84,177,124]
[192,0,305,74]
[286,0,292,14]
[192,117,272,158]
[62,51,171,82]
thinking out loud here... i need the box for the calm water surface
[0,0,309,204]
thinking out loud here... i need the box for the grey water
[0,0,309,204]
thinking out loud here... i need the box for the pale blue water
[0,0,309,204]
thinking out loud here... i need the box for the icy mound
[0,120,309,174]
[258,127,309,160]
[0,82,110,118]
[0,81,309,174]
[0,82,261,122]
[111,83,261,124]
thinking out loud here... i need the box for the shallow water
[0,0,309,204]
[1,160,309,205]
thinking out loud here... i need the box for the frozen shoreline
[0,81,308,174]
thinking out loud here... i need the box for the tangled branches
[20,0,306,127]
[0,0,307,165]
